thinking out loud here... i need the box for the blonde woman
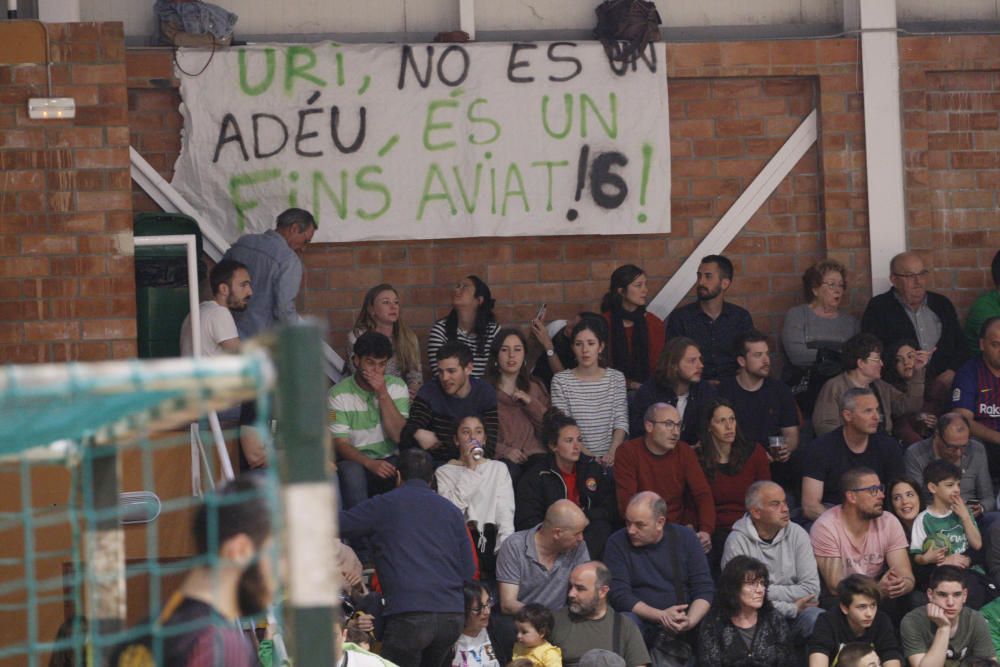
[346,283,422,397]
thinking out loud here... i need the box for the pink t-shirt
[810,505,909,578]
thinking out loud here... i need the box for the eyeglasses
[892,270,929,280]
[821,281,846,290]
[942,442,969,453]
[864,356,883,365]
[470,598,494,614]
[650,420,682,430]
[849,484,885,497]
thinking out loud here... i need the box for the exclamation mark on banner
[566,144,590,222]
[637,143,651,223]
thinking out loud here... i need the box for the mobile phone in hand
[535,303,547,321]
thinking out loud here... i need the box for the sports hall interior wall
[125,34,1000,369]
[0,22,136,365]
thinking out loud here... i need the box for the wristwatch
[546,348,555,357]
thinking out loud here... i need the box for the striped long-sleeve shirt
[550,368,628,458]
[400,377,499,462]
[426,318,501,378]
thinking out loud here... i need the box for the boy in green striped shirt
[329,331,410,510]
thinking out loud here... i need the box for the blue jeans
[790,606,824,643]
[338,455,397,510]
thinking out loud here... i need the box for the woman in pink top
[697,397,771,572]
[486,328,550,484]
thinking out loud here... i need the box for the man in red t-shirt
[614,402,716,553]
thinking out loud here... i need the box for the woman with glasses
[452,581,500,667]
[427,275,501,378]
[697,398,771,571]
[696,555,794,667]
[513,409,617,558]
[781,260,860,416]
[812,332,927,437]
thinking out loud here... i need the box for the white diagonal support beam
[129,147,345,382]
[648,109,819,319]
[459,0,476,39]
[860,0,906,294]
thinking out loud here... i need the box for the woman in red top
[601,264,665,391]
[697,397,771,573]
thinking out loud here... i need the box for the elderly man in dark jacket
[861,251,967,404]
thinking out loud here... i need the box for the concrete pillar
[860,0,907,294]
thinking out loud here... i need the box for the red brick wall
[126,35,1000,368]
[899,38,1000,316]
[0,22,136,364]
[924,70,1000,313]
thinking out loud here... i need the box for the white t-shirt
[452,628,500,667]
[179,301,239,357]
[676,392,689,421]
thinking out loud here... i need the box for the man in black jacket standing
[861,251,966,406]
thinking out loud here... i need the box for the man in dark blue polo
[339,449,476,667]
[666,254,754,381]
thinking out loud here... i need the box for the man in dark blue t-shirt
[665,254,754,381]
[340,449,476,667]
[801,387,904,521]
[718,330,801,498]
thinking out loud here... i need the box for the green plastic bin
[133,213,205,359]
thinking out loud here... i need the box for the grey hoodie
[721,514,821,619]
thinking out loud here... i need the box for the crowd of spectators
[171,209,1000,667]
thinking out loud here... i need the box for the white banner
[171,41,670,243]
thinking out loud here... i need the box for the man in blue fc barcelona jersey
[952,316,1000,479]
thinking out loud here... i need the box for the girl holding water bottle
[435,414,516,578]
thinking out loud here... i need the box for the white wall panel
[80,0,840,39]
[79,0,998,41]
[898,0,999,21]
[663,0,841,26]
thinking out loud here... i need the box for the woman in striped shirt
[550,317,628,464]
[427,275,501,378]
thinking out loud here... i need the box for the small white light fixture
[28,97,75,120]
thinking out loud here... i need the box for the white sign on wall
[171,41,670,243]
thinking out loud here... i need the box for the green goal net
[0,324,338,667]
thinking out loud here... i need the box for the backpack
[593,0,662,63]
